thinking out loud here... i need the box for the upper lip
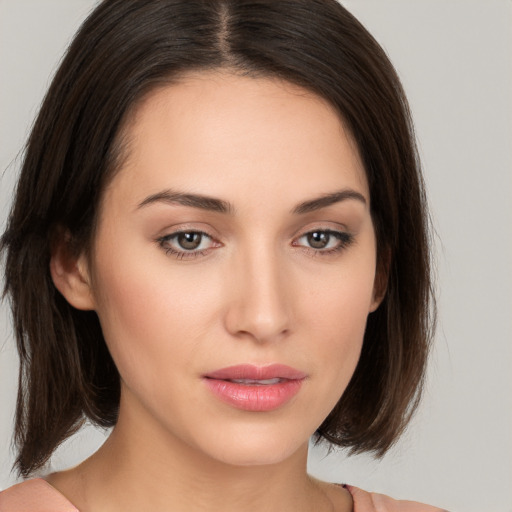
[204,364,307,381]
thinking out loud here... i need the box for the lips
[205,364,307,381]
[203,364,307,412]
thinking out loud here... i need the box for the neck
[57,399,334,512]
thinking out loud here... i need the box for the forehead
[103,71,368,210]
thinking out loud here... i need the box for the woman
[0,1,444,510]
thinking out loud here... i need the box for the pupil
[308,232,329,249]
[178,232,202,250]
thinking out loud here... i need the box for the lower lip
[203,378,304,412]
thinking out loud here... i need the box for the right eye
[157,230,219,259]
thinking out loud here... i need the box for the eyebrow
[137,189,234,214]
[292,189,367,214]
[136,188,366,215]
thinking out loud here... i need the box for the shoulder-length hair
[1,0,434,477]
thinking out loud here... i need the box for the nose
[223,245,292,343]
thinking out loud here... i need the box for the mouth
[203,364,307,412]
[204,363,307,381]
[223,378,284,385]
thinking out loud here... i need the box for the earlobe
[50,231,96,311]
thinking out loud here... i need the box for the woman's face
[82,72,381,466]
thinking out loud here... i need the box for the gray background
[1,1,511,511]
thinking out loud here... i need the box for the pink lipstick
[203,364,306,412]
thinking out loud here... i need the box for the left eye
[160,231,214,253]
[295,230,351,251]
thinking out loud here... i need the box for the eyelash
[157,230,216,260]
[156,229,354,260]
[292,230,354,256]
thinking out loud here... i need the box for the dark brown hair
[1,0,434,477]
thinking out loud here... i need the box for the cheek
[90,241,219,388]
[300,251,377,392]
[309,284,370,376]
[304,241,376,334]
[89,237,231,396]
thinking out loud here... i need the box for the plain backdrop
[0,1,511,511]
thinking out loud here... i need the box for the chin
[190,423,310,468]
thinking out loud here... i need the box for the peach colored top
[0,478,448,511]
[0,479,78,512]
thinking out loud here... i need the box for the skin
[49,71,383,512]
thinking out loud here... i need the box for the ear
[50,230,96,311]
[369,246,390,313]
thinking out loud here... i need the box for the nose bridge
[225,237,291,342]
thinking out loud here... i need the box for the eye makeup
[157,230,221,260]
[292,229,354,257]
[156,226,355,261]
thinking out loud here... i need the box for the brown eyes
[158,229,354,260]
[175,232,204,250]
[294,230,354,252]
[305,231,337,249]
[158,230,216,258]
